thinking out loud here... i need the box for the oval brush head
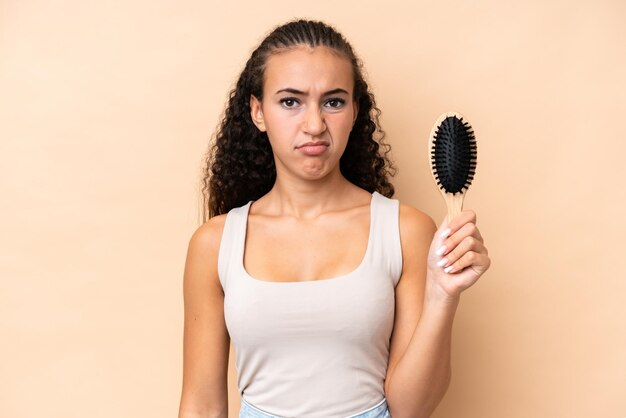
[428,112,477,223]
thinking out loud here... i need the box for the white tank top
[217,191,403,418]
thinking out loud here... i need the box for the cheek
[330,114,356,135]
[265,112,300,135]
[264,119,302,153]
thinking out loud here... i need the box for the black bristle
[431,115,477,194]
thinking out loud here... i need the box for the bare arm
[384,207,490,418]
[178,216,230,418]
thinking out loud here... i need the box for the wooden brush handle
[444,192,465,224]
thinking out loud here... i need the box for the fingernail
[440,228,451,238]
[436,245,447,256]
[437,258,448,267]
[444,265,454,273]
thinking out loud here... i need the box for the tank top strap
[369,191,403,286]
[217,200,253,291]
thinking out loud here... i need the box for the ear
[250,95,266,132]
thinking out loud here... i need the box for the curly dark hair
[201,19,396,220]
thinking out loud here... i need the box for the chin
[301,164,340,181]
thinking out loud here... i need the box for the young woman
[178,20,491,418]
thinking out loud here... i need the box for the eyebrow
[274,88,350,96]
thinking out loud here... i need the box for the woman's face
[250,46,358,181]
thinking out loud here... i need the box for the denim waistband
[239,397,390,418]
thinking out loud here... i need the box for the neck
[262,168,356,220]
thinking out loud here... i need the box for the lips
[296,141,329,156]
[296,141,329,149]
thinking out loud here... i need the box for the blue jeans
[239,397,391,418]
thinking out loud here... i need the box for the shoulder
[397,203,437,262]
[188,213,228,253]
[182,213,231,297]
[398,203,437,241]
[194,213,228,241]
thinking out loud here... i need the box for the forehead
[263,46,354,93]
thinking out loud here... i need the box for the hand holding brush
[424,112,491,302]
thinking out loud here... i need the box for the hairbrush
[428,112,477,223]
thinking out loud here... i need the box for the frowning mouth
[296,141,329,156]
[296,141,329,149]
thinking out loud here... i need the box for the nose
[302,105,326,136]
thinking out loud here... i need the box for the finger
[437,235,487,270]
[451,221,483,244]
[435,211,481,254]
[436,222,482,259]
[446,210,476,236]
[436,214,452,239]
[442,250,491,275]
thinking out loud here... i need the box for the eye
[279,97,300,108]
[324,98,346,109]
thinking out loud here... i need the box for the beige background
[1,0,624,417]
